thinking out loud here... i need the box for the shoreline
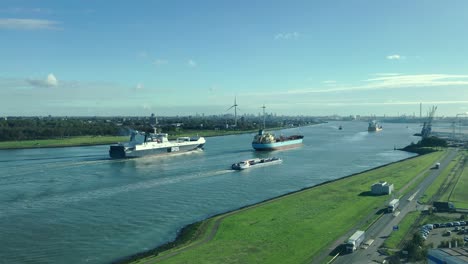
[114,150,422,264]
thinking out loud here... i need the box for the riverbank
[0,126,306,150]
[117,150,445,264]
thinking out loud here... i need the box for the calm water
[0,121,419,264]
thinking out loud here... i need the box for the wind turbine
[227,96,239,127]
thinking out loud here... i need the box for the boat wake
[0,169,234,219]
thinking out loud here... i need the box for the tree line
[0,115,320,141]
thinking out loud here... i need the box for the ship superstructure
[368,120,383,132]
[109,130,205,158]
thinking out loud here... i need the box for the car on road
[446,222,454,227]
[453,222,461,226]
[433,223,440,228]
[460,221,466,226]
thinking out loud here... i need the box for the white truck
[346,230,365,253]
[388,198,400,213]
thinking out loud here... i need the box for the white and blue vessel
[109,130,205,159]
[252,129,303,151]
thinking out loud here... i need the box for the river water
[0,121,419,264]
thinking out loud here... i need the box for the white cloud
[27,73,59,88]
[0,7,53,14]
[0,18,60,30]
[256,74,468,96]
[188,59,197,67]
[136,51,148,58]
[274,32,300,40]
[135,83,144,90]
[322,80,336,84]
[153,59,168,66]
[373,73,401,76]
[386,54,404,60]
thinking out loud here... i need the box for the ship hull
[252,139,303,151]
[109,143,204,159]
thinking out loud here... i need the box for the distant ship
[368,120,383,132]
[109,130,205,158]
[339,125,343,130]
[252,129,304,151]
[231,157,282,170]
[252,105,304,151]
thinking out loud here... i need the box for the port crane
[420,106,437,138]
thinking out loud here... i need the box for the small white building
[371,181,394,195]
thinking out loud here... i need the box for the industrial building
[428,248,468,264]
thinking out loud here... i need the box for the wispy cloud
[274,32,299,40]
[135,83,144,90]
[0,7,53,14]
[188,59,197,67]
[269,74,468,96]
[0,18,60,30]
[373,73,401,76]
[322,80,336,84]
[136,51,148,58]
[153,59,168,66]
[386,54,404,60]
[27,73,59,88]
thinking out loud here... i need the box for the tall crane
[420,106,437,138]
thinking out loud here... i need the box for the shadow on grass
[329,244,346,256]
[375,208,387,215]
[359,191,386,197]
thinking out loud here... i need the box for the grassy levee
[419,153,460,204]
[0,136,128,149]
[132,151,445,264]
[383,211,420,249]
[438,151,466,204]
[448,150,468,209]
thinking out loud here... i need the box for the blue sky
[1,0,467,116]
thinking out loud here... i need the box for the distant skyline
[1,0,468,117]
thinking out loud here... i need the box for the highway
[333,148,458,264]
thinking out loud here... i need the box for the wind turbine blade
[227,105,234,111]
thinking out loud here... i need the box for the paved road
[333,148,458,264]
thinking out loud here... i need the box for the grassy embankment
[0,135,129,149]
[383,211,420,249]
[419,152,462,204]
[0,127,294,150]
[131,151,445,264]
[447,150,468,208]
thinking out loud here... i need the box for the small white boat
[231,157,282,170]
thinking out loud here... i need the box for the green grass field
[449,151,468,209]
[383,211,420,249]
[0,136,128,149]
[419,153,460,204]
[134,151,445,264]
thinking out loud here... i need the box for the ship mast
[262,104,266,129]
